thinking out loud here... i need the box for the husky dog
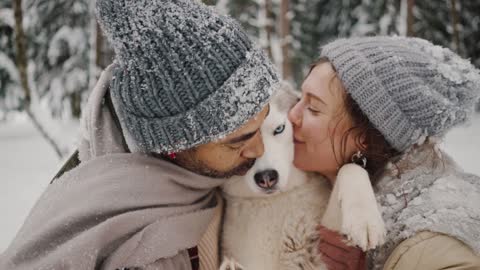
[220,85,386,270]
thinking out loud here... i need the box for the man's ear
[174,146,198,161]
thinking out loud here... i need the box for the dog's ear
[272,81,301,113]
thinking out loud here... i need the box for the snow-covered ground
[0,114,78,252]
[0,113,479,253]
[441,113,480,175]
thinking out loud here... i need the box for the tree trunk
[70,92,82,119]
[406,0,415,36]
[96,22,103,68]
[202,0,216,5]
[279,0,292,81]
[13,0,64,158]
[13,0,30,105]
[264,0,274,59]
[450,0,460,54]
[96,23,115,69]
[88,1,98,91]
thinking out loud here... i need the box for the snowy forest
[0,0,479,158]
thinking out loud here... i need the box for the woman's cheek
[305,115,329,142]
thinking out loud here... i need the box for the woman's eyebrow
[307,92,327,105]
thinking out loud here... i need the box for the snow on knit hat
[320,36,480,152]
[95,0,279,154]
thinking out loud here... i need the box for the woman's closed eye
[308,106,322,114]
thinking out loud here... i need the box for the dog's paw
[219,257,244,270]
[340,203,386,251]
[336,164,386,251]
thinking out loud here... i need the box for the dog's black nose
[254,170,279,190]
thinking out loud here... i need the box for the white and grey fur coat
[368,144,480,269]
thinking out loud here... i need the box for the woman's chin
[292,155,312,171]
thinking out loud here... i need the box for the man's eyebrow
[223,105,267,145]
[224,130,259,144]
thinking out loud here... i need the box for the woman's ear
[355,132,368,152]
[360,133,368,150]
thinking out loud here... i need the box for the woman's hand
[318,226,366,270]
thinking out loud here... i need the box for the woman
[288,36,480,269]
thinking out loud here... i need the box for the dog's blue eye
[273,124,285,135]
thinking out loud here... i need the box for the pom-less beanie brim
[111,48,279,154]
[96,0,280,153]
[321,39,420,151]
[320,37,480,152]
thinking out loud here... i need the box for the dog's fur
[220,86,386,270]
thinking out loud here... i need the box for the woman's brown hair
[308,58,400,183]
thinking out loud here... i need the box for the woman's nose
[288,102,302,127]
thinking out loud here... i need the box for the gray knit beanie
[95,0,279,153]
[320,36,480,152]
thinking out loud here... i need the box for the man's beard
[187,158,256,179]
[152,152,256,179]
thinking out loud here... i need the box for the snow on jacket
[368,144,480,269]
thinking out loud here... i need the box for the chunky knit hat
[320,36,480,152]
[95,0,279,153]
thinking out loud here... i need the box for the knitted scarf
[0,65,226,270]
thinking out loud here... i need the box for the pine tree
[414,0,479,66]
[0,0,92,120]
[457,0,480,68]
[11,0,66,157]
[25,0,91,119]
[290,0,364,84]
[0,1,21,117]
[228,0,260,39]
[3,0,478,116]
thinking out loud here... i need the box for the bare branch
[12,0,65,158]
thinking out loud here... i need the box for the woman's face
[288,63,360,181]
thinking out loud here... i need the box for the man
[0,0,279,269]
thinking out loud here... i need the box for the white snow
[440,112,480,175]
[0,8,14,27]
[0,52,19,82]
[0,114,79,253]
[0,112,479,253]
[397,0,408,36]
[0,115,58,252]
[214,0,230,15]
[48,26,87,66]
